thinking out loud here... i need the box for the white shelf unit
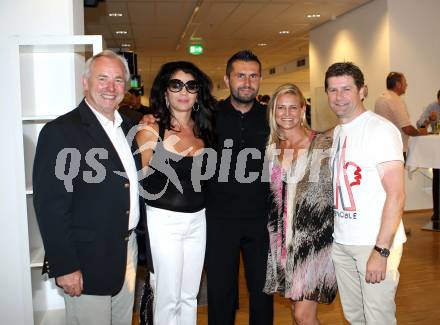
[22,116,61,122]
[13,35,102,325]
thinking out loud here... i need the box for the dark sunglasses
[167,79,199,94]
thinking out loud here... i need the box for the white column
[309,0,440,210]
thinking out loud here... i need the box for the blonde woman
[263,84,337,324]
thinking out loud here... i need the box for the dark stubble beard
[230,87,257,104]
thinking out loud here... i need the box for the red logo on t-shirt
[334,137,362,211]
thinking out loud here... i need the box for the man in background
[119,91,143,123]
[417,89,440,131]
[417,89,440,224]
[374,72,426,158]
[129,88,153,115]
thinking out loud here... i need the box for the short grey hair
[83,50,131,88]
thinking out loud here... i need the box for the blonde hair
[266,83,308,151]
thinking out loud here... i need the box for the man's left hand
[365,250,387,284]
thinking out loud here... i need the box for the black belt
[124,228,135,241]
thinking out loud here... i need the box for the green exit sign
[189,44,203,55]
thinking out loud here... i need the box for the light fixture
[306,13,321,18]
[279,30,290,35]
[115,31,127,35]
[257,43,267,47]
[108,12,123,17]
[121,43,131,48]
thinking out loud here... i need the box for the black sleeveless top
[142,124,205,213]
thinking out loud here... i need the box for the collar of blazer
[77,99,130,173]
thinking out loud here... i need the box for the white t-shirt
[331,111,407,246]
[86,100,140,230]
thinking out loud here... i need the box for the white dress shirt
[86,99,140,230]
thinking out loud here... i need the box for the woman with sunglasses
[136,61,216,325]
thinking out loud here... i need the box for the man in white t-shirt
[325,62,406,325]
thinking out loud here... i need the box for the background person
[33,50,152,325]
[416,89,440,224]
[136,61,215,325]
[374,72,426,158]
[119,91,143,124]
[416,89,440,132]
[129,87,154,115]
[259,94,271,106]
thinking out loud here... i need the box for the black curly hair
[149,61,216,146]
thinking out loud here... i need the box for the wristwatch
[374,245,390,258]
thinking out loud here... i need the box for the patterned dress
[263,133,337,303]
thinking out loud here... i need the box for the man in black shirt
[206,50,273,325]
[129,88,154,115]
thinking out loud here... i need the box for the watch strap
[374,245,390,257]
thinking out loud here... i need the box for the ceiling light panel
[105,2,129,23]
[110,25,132,40]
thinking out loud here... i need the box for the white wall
[0,0,80,35]
[309,0,438,210]
[0,1,83,324]
[309,0,389,131]
[259,81,310,101]
[388,0,440,121]
[388,0,440,210]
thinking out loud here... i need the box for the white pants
[64,231,138,325]
[147,205,206,325]
[332,243,403,325]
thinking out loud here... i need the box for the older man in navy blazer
[33,50,152,325]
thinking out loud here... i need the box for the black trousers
[432,168,439,221]
[205,216,273,325]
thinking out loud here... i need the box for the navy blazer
[33,99,153,295]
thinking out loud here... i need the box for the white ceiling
[85,0,371,95]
